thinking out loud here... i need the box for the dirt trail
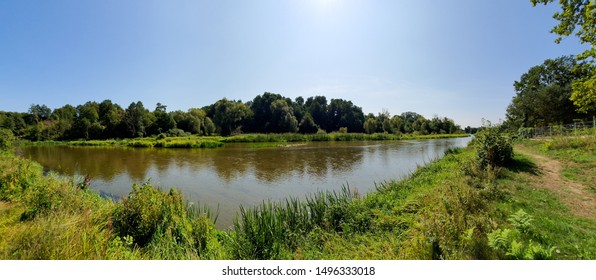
[0,201,11,211]
[515,146,595,219]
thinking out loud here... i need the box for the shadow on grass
[506,155,540,175]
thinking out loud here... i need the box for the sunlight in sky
[310,0,341,12]
[0,0,589,127]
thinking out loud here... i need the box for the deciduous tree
[531,0,596,112]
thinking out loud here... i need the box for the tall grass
[20,133,469,150]
[232,186,366,259]
[222,132,468,143]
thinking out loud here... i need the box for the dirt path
[0,201,11,212]
[515,146,595,219]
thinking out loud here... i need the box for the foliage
[531,0,596,112]
[363,118,377,134]
[298,113,318,134]
[203,117,216,136]
[570,70,596,113]
[270,99,298,133]
[212,98,251,136]
[473,125,513,168]
[111,182,221,258]
[124,101,151,138]
[2,94,464,141]
[505,56,594,130]
[0,128,14,151]
[488,210,555,260]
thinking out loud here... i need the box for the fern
[488,210,555,260]
[488,228,513,250]
[508,209,533,234]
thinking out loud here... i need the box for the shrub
[473,126,513,168]
[167,128,188,137]
[111,182,219,258]
[112,183,171,246]
[0,128,14,151]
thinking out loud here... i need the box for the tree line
[0,92,462,141]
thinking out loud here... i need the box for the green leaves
[531,0,596,113]
[571,72,596,113]
[0,128,14,151]
[473,125,513,168]
[488,210,555,260]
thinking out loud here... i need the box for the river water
[20,137,471,228]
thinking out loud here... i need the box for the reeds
[232,186,364,259]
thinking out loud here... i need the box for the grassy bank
[23,136,225,149]
[221,132,469,143]
[20,133,470,149]
[1,133,593,259]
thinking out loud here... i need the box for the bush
[111,182,219,258]
[113,183,166,246]
[0,128,14,151]
[473,126,513,168]
[167,128,188,137]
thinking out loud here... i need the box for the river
[20,137,471,228]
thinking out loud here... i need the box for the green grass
[19,133,469,150]
[518,136,595,193]
[505,137,596,258]
[494,156,596,259]
[222,132,469,143]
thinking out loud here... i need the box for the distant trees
[505,56,595,130]
[150,103,176,135]
[270,99,298,133]
[327,99,365,133]
[363,117,377,134]
[124,101,151,138]
[298,113,318,133]
[0,93,464,140]
[212,98,251,136]
[360,111,460,135]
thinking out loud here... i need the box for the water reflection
[20,137,471,228]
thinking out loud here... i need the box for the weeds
[473,126,513,169]
[488,210,556,260]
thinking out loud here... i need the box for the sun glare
[311,0,341,13]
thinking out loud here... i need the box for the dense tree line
[505,56,595,130]
[0,92,462,140]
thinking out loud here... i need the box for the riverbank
[0,134,593,259]
[19,133,470,149]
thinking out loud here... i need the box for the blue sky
[0,0,588,127]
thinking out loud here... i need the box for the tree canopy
[531,0,596,112]
[0,94,463,141]
[506,56,595,129]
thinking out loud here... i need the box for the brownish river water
[20,137,471,228]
